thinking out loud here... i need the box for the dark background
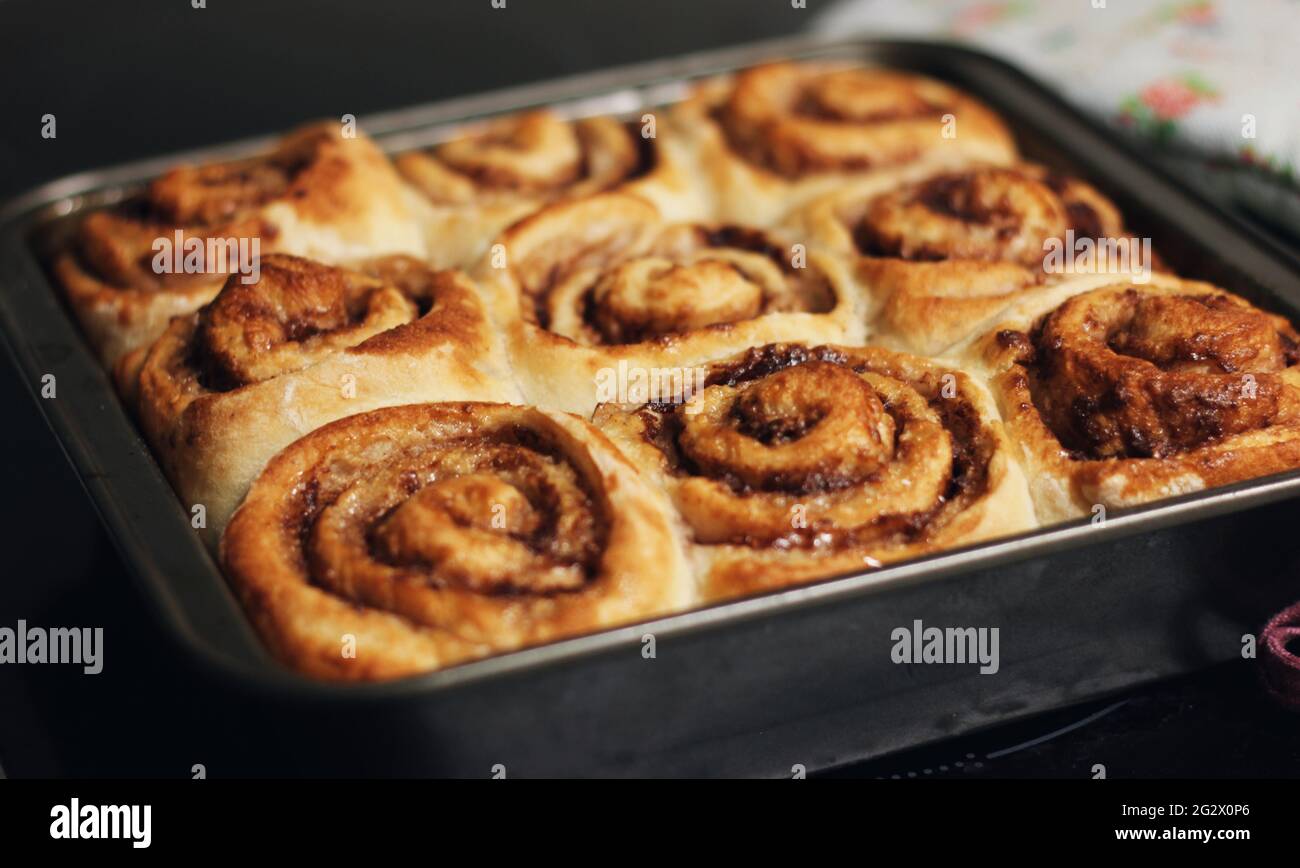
[1,0,1297,778]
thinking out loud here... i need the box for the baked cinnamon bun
[475,192,863,415]
[674,62,1017,226]
[966,276,1300,523]
[595,343,1036,601]
[397,109,704,268]
[54,122,424,365]
[784,163,1141,355]
[221,402,694,680]
[123,254,518,543]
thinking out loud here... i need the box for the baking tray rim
[3,34,1300,703]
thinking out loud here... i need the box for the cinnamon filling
[587,258,764,343]
[70,127,335,291]
[638,345,994,550]
[719,65,955,177]
[293,424,608,602]
[682,362,895,492]
[542,223,835,345]
[853,167,1120,269]
[1021,287,1300,459]
[191,255,416,390]
[148,160,295,226]
[406,112,654,204]
[437,112,586,194]
[794,69,937,123]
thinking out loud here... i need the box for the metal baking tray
[4,36,1300,777]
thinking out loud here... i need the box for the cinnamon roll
[674,62,1017,226]
[221,402,694,680]
[594,343,1036,602]
[54,122,425,366]
[124,253,519,543]
[474,191,864,416]
[396,109,704,268]
[784,163,1141,355]
[966,276,1300,524]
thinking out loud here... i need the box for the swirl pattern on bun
[55,123,424,364]
[397,110,704,267]
[966,276,1300,522]
[596,342,1035,601]
[675,62,1017,225]
[785,163,1139,355]
[123,254,519,542]
[476,192,864,415]
[222,402,693,680]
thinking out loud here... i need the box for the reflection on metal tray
[2,36,1299,777]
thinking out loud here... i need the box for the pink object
[1261,600,1300,711]
[1139,79,1201,120]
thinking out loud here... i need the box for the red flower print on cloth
[1140,79,1201,120]
[1119,73,1219,142]
[1175,0,1217,26]
[951,1,1029,36]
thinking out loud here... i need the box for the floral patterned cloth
[814,0,1300,237]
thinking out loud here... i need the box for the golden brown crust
[54,59,1300,682]
[57,123,424,365]
[220,402,694,680]
[594,343,1036,602]
[130,254,520,544]
[965,276,1300,523]
[674,62,1018,226]
[474,191,865,415]
[396,110,706,268]
[784,163,1140,355]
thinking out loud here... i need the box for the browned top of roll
[397,110,657,205]
[63,124,383,294]
[715,63,1013,178]
[498,193,839,347]
[629,343,995,550]
[1003,285,1300,460]
[191,255,420,391]
[220,402,690,679]
[854,165,1127,269]
[133,253,490,406]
